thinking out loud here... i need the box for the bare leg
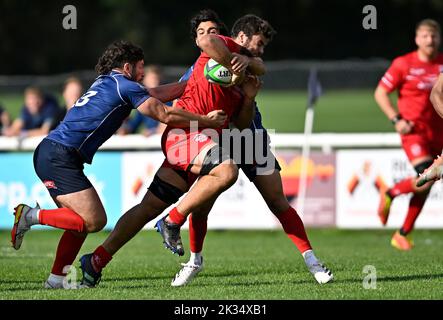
[102,167,189,255]
[175,160,238,216]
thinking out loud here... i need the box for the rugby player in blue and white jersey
[11,40,226,289]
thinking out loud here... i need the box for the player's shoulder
[110,71,146,92]
[216,34,233,42]
[391,51,416,67]
[435,53,443,63]
[391,51,416,69]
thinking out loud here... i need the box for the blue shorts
[33,138,93,197]
[236,107,281,181]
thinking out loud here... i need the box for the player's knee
[217,163,239,188]
[148,175,185,206]
[85,216,107,233]
[267,197,289,215]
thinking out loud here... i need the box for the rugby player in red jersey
[375,19,443,250]
[173,13,333,286]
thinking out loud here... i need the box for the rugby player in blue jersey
[10,40,227,289]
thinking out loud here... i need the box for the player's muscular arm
[147,81,187,103]
[230,54,265,76]
[137,97,226,128]
[198,34,234,70]
[233,97,256,130]
[430,74,443,118]
[233,76,262,129]
[199,35,265,77]
[374,84,413,134]
[246,57,266,76]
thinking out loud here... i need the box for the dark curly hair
[231,14,276,41]
[190,9,228,40]
[95,40,144,75]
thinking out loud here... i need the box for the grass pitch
[0,229,442,300]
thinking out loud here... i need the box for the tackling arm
[247,57,266,76]
[232,76,262,129]
[232,97,256,130]
[431,73,443,119]
[147,81,187,103]
[137,97,226,128]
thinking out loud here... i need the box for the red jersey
[379,51,443,135]
[175,35,244,128]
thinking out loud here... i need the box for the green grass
[256,90,394,133]
[1,90,394,133]
[0,94,23,120]
[1,229,442,300]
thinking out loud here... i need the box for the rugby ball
[204,58,232,86]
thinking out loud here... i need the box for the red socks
[388,177,429,235]
[189,215,208,253]
[389,178,414,198]
[401,193,428,235]
[168,207,187,226]
[39,208,85,232]
[276,207,312,253]
[51,231,87,276]
[91,245,113,273]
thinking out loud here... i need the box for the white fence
[2,133,442,230]
[0,132,401,151]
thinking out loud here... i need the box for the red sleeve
[216,35,241,54]
[378,57,405,93]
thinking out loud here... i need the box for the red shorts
[401,130,443,162]
[161,127,216,172]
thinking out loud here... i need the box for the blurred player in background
[10,40,226,289]
[374,19,443,250]
[0,104,11,135]
[62,77,83,111]
[4,87,61,137]
[172,12,333,286]
[57,77,84,123]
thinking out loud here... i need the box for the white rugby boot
[11,203,40,250]
[303,250,334,284]
[171,257,204,287]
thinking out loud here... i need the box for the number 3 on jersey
[75,90,98,107]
